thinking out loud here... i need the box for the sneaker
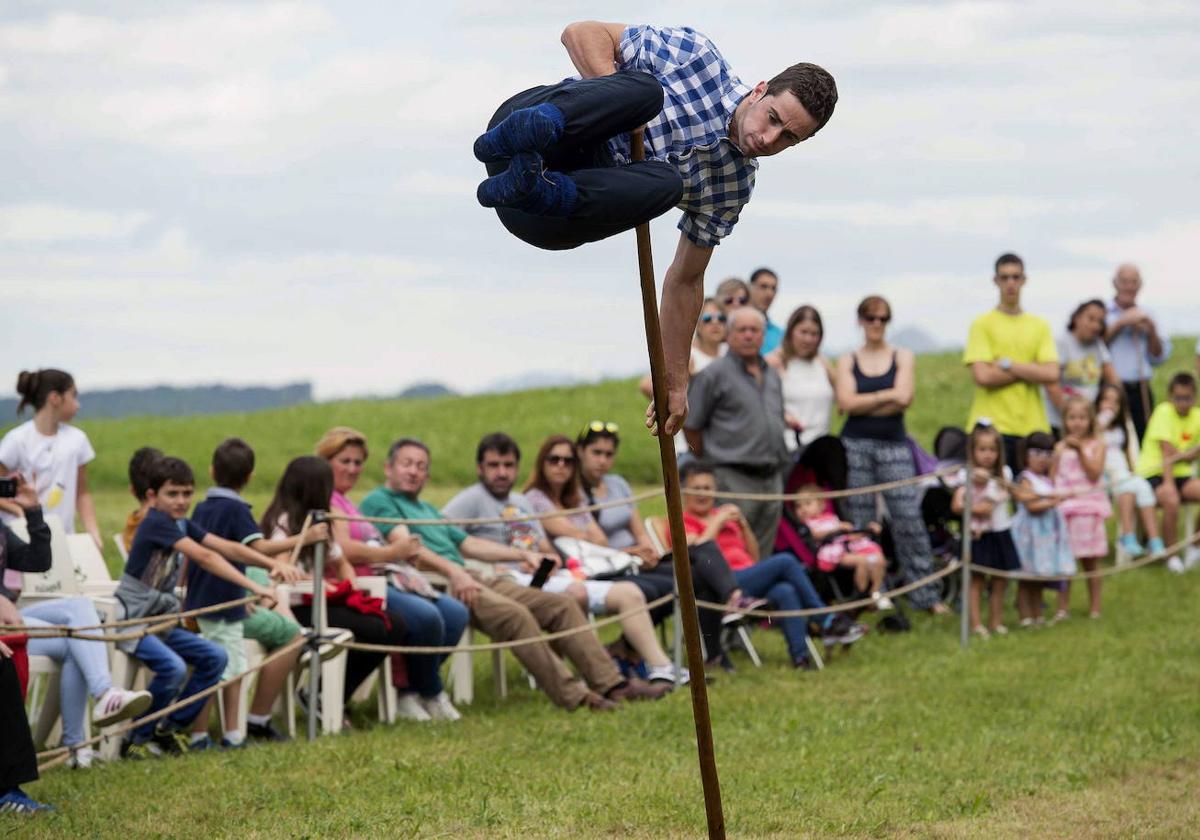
[992,624,1009,636]
[120,739,158,760]
[476,153,576,217]
[394,691,432,722]
[0,787,56,814]
[473,103,564,163]
[1050,609,1070,624]
[246,720,290,743]
[579,691,618,712]
[219,737,246,750]
[972,625,990,640]
[792,656,818,672]
[65,746,95,769]
[1166,555,1186,574]
[722,597,768,626]
[1148,537,1166,556]
[92,687,153,728]
[607,678,671,703]
[1184,546,1200,570]
[188,735,215,752]
[872,593,896,612]
[1019,617,1035,629]
[824,614,867,646]
[1118,533,1146,558]
[645,664,689,686]
[418,692,462,722]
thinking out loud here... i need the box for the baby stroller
[919,426,970,608]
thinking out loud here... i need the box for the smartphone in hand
[529,557,557,589]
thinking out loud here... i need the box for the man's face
[750,273,778,313]
[1113,267,1142,307]
[993,262,1025,306]
[731,83,817,158]
[1170,386,1196,418]
[727,311,765,358]
[150,480,194,519]
[477,449,518,498]
[385,445,430,496]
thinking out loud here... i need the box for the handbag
[552,537,642,580]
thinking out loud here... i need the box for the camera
[0,476,16,498]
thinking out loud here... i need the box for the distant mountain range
[0,382,314,420]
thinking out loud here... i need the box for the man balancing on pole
[474,21,837,436]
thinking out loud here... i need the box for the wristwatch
[998,357,1013,372]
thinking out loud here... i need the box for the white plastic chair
[112,533,129,563]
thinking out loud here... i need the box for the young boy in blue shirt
[187,438,323,747]
[117,456,296,758]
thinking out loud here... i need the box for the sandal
[972,625,990,639]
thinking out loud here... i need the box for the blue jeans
[385,588,470,698]
[132,628,226,741]
[733,553,828,662]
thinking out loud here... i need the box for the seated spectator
[261,456,411,727]
[793,487,891,610]
[4,475,151,770]
[672,461,865,671]
[1095,384,1163,558]
[360,438,667,710]
[117,456,282,758]
[1,629,54,813]
[186,438,321,747]
[446,433,683,684]
[835,295,948,614]
[123,446,163,552]
[573,423,749,667]
[639,298,728,461]
[316,426,468,722]
[1136,372,1200,572]
[1044,299,1119,436]
[767,304,834,453]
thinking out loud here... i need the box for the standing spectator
[749,267,783,354]
[964,253,1060,471]
[639,297,727,461]
[685,306,789,553]
[1045,299,1119,435]
[767,305,834,453]
[835,295,948,614]
[1136,373,1200,572]
[714,276,751,310]
[1105,263,1170,440]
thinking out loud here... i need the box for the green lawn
[9,336,1200,837]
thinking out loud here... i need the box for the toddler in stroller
[794,487,893,610]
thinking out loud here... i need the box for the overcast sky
[2,1,1197,400]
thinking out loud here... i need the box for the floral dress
[1011,471,1076,576]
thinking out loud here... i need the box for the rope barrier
[965,529,1200,581]
[34,634,308,772]
[0,595,260,636]
[334,593,675,654]
[686,464,960,502]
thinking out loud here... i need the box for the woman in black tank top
[834,296,948,614]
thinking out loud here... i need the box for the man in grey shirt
[684,306,789,552]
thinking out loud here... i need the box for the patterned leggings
[842,437,941,609]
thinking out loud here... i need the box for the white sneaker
[872,593,895,611]
[418,691,462,722]
[92,687,153,727]
[394,691,432,722]
[1167,555,1186,574]
[645,664,690,685]
[66,747,96,769]
[1183,546,1200,570]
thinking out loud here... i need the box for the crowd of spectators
[1,253,1197,809]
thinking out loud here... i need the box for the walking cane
[631,129,726,840]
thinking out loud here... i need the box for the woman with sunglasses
[524,435,683,684]
[834,296,949,614]
[767,305,834,454]
[714,276,751,310]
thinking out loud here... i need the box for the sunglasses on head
[583,420,619,435]
[722,294,749,306]
[546,454,576,466]
[700,313,727,324]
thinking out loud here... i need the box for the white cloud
[0,203,149,243]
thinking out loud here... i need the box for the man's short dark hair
[212,437,255,489]
[995,252,1025,274]
[149,456,195,492]
[749,267,777,285]
[387,437,430,464]
[679,459,716,485]
[765,63,837,136]
[128,447,163,501]
[476,432,520,464]
[1169,372,1197,392]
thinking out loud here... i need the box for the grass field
[9,336,1200,837]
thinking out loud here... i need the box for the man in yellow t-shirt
[963,253,1060,471]
[1137,372,1200,571]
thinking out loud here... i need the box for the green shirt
[1137,402,1200,480]
[359,486,468,566]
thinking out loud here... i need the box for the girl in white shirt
[0,369,101,550]
[766,305,834,452]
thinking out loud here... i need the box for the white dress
[781,356,834,451]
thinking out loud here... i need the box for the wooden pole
[631,130,726,840]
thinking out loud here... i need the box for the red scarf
[303,580,391,630]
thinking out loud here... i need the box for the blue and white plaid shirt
[606,25,757,248]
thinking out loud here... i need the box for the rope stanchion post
[631,129,725,840]
[960,451,973,649]
[307,510,327,742]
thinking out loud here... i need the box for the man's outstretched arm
[561,21,627,78]
[650,233,712,436]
